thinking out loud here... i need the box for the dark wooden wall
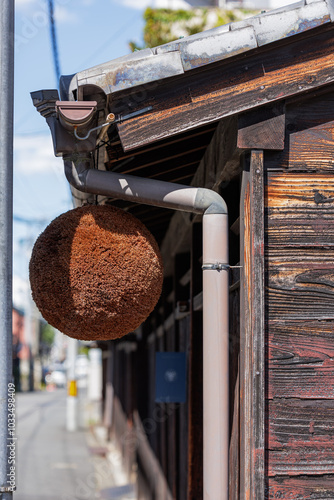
[264,91,334,498]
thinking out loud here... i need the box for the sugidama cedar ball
[29,205,164,341]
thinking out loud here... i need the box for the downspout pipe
[0,2,14,499]
[64,155,229,500]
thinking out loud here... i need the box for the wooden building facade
[39,0,334,497]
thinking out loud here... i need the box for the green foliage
[41,323,55,346]
[144,8,196,48]
[129,7,255,51]
[78,345,89,356]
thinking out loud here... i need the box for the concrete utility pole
[0,1,14,499]
[66,338,78,432]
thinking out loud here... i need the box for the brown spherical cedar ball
[29,205,163,341]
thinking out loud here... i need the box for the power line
[47,0,61,85]
[76,11,141,71]
[13,215,49,226]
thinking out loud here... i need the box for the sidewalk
[14,389,135,500]
[86,425,136,500]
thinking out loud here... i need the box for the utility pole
[66,338,78,432]
[0,1,14,499]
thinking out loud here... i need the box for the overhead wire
[47,0,61,86]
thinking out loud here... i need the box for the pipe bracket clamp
[202,263,243,272]
[202,263,229,272]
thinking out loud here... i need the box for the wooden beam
[117,27,334,151]
[240,150,265,500]
[237,104,285,150]
[161,116,241,276]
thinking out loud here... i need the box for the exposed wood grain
[268,320,334,367]
[267,399,334,476]
[268,247,334,264]
[238,104,285,150]
[240,169,252,500]
[117,27,334,150]
[250,151,265,500]
[267,214,334,247]
[268,264,334,321]
[267,475,334,499]
[267,319,334,399]
[265,90,334,171]
[240,151,265,500]
[266,173,334,209]
[229,283,240,500]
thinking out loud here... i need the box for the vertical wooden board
[188,223,203,500]
[178,316,190,500]
[240,168,251,500]
[156,333,168,478]
[166,325,177,498]
[229,287,240,500]
[240,150,265,500]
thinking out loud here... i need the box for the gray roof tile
[180,26,257,71]
[69,0,333,97]
[231,1,330,46]
[77,51,184,94]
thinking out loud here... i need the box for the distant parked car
[46,363,66,388]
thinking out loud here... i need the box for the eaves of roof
[64,0,334,99]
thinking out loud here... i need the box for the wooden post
[240,150,265,500]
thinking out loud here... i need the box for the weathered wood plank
[238,104,285,150]
[267,319,334,399]
[267,399,334,476]
[266,173,334,210]
[267,214,334,247]
[265,90,334,172]
[229,286,240,500]
[240,168,252,500]
[117,27,334,150]
[268,358,334,399]
[268,264,334,321]
[267,120,334,172]
[240,151,265,500]
[267,475,334,499]
[269,320,334,361]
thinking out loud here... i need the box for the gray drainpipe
[0,2,14,500]
[64,155,230,500]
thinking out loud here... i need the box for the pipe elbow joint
[64,155,90,193]
[195,188,228,215]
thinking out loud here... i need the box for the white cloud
[54,5,79,23]
[14,133,64,176]
[15,0,78,23]
[15,0,35,7]
[117,0,191,9]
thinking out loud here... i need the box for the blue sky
[13,0,149,306]
[12,0,208,307]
